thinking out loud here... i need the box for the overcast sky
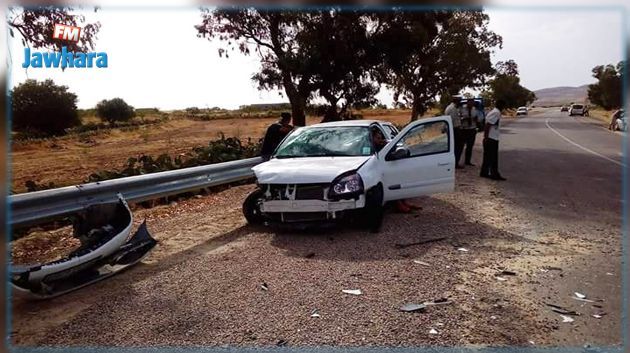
[7,6,624,110]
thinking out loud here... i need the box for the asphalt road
[10,107,626,348]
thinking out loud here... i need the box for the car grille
[263,184,328,201]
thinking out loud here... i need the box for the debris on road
[429,328,438,335]
[310,309,321,318]
[413,260,431,266]
[606,272,614,276]
[495,276,508,281]
[592,312,606,319]
[261,282,269,291]
[560,315,575,323]
[400,303,426,312]
[342,289,362,295]
[574,292,586,299]
[547,303,580,316]
[276,339,288,346]
[457,247,469,252]
[423,298,453,306]
[499,270,517,276]
[394,237,446,249]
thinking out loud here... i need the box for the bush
[11,79,81,136]
[96,98,135,123]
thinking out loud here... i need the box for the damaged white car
[243,117,455,231]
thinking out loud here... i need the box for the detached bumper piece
[11,195,157,300]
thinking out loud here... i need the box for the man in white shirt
[459,98,481,166]
[480,99,506,181]
[444,95,464,168]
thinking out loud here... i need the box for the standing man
[459,98,481,166]
[260,112,293,160]
[444,95,464,168]
[480,99,507,181]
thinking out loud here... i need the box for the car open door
[378,115,455,201]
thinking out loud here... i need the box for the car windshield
[274,126,373,158]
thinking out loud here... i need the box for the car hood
[253,156,371,184]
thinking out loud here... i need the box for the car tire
[243,189,266,225]
[364,184,384,233]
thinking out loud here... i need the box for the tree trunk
[410,96,427,122]
[288,94,307,127]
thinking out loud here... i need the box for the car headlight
[328,172,364,200]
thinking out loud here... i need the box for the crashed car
[11,195,157,299]
[243,118,455,230]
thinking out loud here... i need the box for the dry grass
[10,109,433,193]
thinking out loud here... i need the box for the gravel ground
[9,145,622,347]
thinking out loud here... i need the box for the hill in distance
[533,84,589,107]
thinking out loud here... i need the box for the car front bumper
[261,197,366,213]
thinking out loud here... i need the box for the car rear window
[573,105,583,109]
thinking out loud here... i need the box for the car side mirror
[387,146,410,161]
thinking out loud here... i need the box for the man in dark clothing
[260,112,293,160]
[459,98,481,166]
[480,99,506,181]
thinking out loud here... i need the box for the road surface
[10,108,625,349]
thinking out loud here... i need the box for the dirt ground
[10,110,415,193]
[9,147,621,347]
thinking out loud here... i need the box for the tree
[374,10,502,121]
[96,98,135,123]
[197,9,319,126]
[7,6,100,52]
[588,61,624,110]
[482,60,536,109]
[11,79,80,135]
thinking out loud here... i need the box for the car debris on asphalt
[399,303,426,312]
[311,309,321,318]
[261,282,269,291]
[457,247,469,252]
[342,289,362,295]
[495,276,508,281]
[560,315,575,323]
[413,260,431,266]
[429,328,439,335]
[499,270,517,276]
[423,298,453,306]
[547,303,580,316]
[394,237,446,249]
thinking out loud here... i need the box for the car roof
[308,120,391,128]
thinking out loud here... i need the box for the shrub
[96,98,135,123]
[11,79,81,136]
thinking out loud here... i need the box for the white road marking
[545,118,626,167]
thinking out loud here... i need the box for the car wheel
[364,184,384,233]
[243,189,266,225]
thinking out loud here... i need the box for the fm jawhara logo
[22,23,108,69]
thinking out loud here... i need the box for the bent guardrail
[10,157,263,228]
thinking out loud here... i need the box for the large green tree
[11,79,80,135]
[481,60,536,109]
[374,10,502,120]
[7,6,100,52]
[197,9,317,126]
[588,61,624,110]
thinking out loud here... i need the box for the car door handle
[438,162,450,166]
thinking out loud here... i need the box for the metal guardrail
[10,157,263,228]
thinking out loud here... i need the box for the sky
[6,6,625,110]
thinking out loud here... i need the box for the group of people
[445,96,506,181]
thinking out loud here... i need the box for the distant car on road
[569,104,585,116]
[516,107,528,116]
[560,106,569,112]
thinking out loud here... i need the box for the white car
[569,104,585,116]
[243,118,455,231]
[516,107,528,116]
